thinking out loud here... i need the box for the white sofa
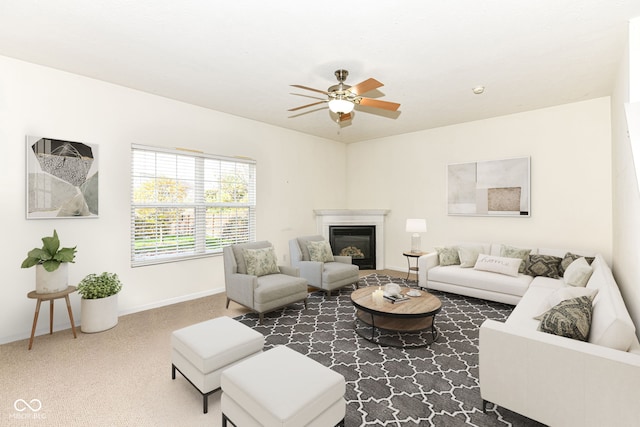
[418,242,567,305]
[418,243,640,425]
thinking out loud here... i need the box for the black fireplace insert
[329,225,376,269]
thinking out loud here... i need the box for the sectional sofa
[418,243,640,426]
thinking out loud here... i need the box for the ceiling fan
[289,69,400,122]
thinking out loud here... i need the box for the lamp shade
[328,98,355,114]
[405,218,427,233]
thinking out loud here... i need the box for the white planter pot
[80,294,119,333]
[35,263,69,294]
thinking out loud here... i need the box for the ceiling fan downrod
[334,69,349,83]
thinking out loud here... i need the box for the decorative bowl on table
[384,283,402,298]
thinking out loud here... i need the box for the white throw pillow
[563,257,593,287]
[458,246,482,268]
[473,254,521,277]
[534,286,599,319]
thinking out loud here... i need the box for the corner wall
[0,56,347,344]
[347,98,613,271]
[612,17,640,338]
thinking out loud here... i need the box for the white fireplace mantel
[314,209,390,270]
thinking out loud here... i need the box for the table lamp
[406,218,427,253]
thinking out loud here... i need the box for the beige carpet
[1,270,399,427]
[1,291,248,427]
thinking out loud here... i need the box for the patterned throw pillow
[533,287,598,319]
[435,246,460,266]
[306,240,335,262]
[559,252,595,277]
[500,245,531,273]
[242,247,280,277]
[523,254,562,279]
[538,295,593,341]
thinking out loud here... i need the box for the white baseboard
[117,287,225,316]
[385,265,411,275]
[0,287,226,345]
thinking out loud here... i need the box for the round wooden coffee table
[350,285,442,348]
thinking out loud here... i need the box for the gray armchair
[223,241,308,323]
[289,235,360,296]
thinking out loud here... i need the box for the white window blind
[130,144,256,266]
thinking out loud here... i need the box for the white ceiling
[0,1,639,143]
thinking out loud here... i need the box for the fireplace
[314,209,389,270]
[329,225,376,270]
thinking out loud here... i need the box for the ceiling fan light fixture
[290,69,399,122]
[328,98,354,114]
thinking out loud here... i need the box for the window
[130,144,256,266]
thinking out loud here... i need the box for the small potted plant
[21,229,77,294]
[77,272,123,333]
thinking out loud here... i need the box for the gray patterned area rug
[234,274,545,427]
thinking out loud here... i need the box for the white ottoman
[221,345,346,427]
[171,316,264,413]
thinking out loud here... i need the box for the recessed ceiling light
[472,86,485,95]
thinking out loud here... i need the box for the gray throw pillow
[538,295,593,341]
[524,254,562,279]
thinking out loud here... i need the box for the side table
[403,251,429,281]
[27,286,78,350]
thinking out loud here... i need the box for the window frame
[130,144,256,267]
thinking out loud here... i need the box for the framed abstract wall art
[447,156,530,217]
[26,136,99,219]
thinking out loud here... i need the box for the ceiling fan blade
[339,112,352,122]
[348,78,383,95]
[290,84,328,95]
[358,97,401,111]
[290,93,325,101]
[288,100,327,111]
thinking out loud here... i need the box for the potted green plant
[77,272,123,333]
[21,229,77,294]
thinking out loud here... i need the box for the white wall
[612,18,640,338]
[347,98,613,271]
[1,53,628,345]
[630,17,640,103]
[0,56,347,344]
